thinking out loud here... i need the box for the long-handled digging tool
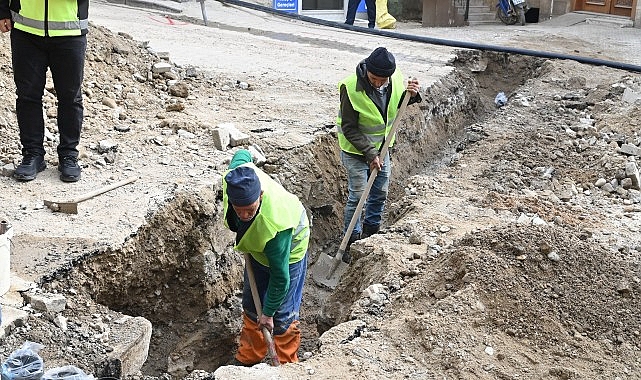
[311,93,411,289]
[243,252,280,367]
[44,177,138,214]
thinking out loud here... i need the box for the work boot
[362,224,380,239]
[58,156,81,182]
[13,154,46,181]
[342,232,361,263]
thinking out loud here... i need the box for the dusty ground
[1,1,641,379]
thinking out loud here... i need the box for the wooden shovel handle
[335,92,412,260]
[243,252,280,366]
[70,176,138,203]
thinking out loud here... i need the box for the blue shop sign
[274,0,298,12]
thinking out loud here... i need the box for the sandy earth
[1,1,641,379]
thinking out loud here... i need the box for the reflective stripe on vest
[290,209,310,253]
[336,71,405,156]
[222,163,310,267]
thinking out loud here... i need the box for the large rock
[96,316,153,378]
[25,292,67,313]
[619,144,641,156]
[625,162,640,190]
[211,127,231,151]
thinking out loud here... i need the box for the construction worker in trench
[222,149,310,365]
[337,46,421,263]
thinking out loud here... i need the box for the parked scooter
[496,0,527,25]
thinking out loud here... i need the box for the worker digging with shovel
[337,47,421,263]
[221,149,310,366]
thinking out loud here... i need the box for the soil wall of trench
[52,52,540,376]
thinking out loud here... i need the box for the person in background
[337,46,422,263]
[0,0,88,182]
[345,0,376,29]
[222,149,310,365]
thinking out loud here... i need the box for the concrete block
[248,145,267,166]
[10,273,37,292]
[625,162,640,190]
[26,292,67,313]
[97,316,153,378]
[2,290,25,309]
[0,305,28,339]
[152,62,172,74]
[211,128,230,151]
[229,129,250,147]
[619,143,641,157]
[622,87,641,104]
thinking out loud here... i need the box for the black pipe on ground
[216,0,641,73]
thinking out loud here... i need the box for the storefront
[273,0,370,22]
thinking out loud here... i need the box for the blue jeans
[242,253,307,336]
[340,151,391,235]
[11,29,86,158]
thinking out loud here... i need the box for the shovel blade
[311,253,349,289]
[44,200,78,214]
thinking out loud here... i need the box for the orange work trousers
[235,313,301,365]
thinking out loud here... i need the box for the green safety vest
[11,0,89,37]
[222,163,310,267]
[337,71,405,156]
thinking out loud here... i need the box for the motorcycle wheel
[496,7,518,25]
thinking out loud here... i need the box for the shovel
[243,252,280,366]
[44,176,138,214]
[311,92,411,289]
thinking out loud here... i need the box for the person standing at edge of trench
[337,46,422,263]
[0,0,88,182]
[221,149,310,365]
[345,0,376,28]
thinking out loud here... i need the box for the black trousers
[11,28,86,158]
[345,0,376,28]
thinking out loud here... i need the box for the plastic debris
[495,92,508,107]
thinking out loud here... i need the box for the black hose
[217,0,641,73]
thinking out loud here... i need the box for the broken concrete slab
[229,129,250,147]
[152,62,172,74]
[0,305,28,339]
[211,127,231,151]
[100,316,153,378]
[248,145,266,166]
[625,162,641,190]
[214,123,251,147]
[622,87,641,104]
[213,362,310,378]
[25,292,67,313]
[619,143,641,156]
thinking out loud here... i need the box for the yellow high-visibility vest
[337,71,404,156]
[222,162,309,266]
[11,0,88,37]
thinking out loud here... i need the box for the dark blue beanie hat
[365,47,396,78]
[225,166,262,206]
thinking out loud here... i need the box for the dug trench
[34,51,542,377]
